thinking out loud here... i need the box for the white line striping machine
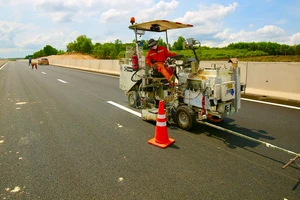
[120,18,245,130]
[119,18,299,170]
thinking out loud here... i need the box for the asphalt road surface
[0,61,299,200]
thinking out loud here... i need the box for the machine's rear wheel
[175,105,196,130]
[128,91,138,108]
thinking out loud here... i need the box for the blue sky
[0,0,299,58]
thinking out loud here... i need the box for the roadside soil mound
[46,53,97,60]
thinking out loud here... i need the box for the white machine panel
[183,90,204,108]
[221,81,235,101]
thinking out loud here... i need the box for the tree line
[25,35,300,60]
[227,42,300,56]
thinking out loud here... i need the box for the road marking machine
[119,18,299,170]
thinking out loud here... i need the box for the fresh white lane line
[41,72,46,75]
[241,98,300,110]
[0,62,9,70]
[107,101,141,117]
[57,79,67,84]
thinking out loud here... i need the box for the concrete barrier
[17,58,300,102]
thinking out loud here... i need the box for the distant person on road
[31,61,38,70]
[28,57,32,66]
[146,38,176,85]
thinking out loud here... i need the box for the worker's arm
[163,46,176,58]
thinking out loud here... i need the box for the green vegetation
[25,45,64,59]
[26,35,300,62]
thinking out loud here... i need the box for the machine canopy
[129,20,193,32]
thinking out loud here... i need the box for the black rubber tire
[128,91,138,108]
[175,105,196,130]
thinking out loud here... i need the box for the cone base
[148,137,175,148]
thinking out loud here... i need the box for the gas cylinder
[132,53,139,71]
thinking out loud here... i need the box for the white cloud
[0,20,37,48]
[93,0,153,8]
[35,0,80,12]
[174,2,238,35]
[100,9,129,23]
[14,28,79,50]
[136,0,179,22]
[289,33,300,45]
[256,25,285,38]
[32,0,155,23]
[0,19,78,52]
[176,3,238,24]
[211,25,287,47]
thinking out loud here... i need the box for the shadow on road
[188,118,300,171]
[191,118,275,149]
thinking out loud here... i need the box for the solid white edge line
[241,98,300,110]
[57,79,67,83]
[0,62,9,70]
[107,101,141,117]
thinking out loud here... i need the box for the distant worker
[31,61,38,70]
[146,38,176,84]
[28,56,32,66]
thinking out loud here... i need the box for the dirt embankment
[46,53,97,60]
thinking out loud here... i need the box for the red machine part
[131,53,139,71]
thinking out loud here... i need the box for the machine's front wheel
[175,105,196,130]
[128,91,138,108]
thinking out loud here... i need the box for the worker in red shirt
[146,39,176,84]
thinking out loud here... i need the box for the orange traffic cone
[148,100,175,148]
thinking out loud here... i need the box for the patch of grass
[116,48,300,62]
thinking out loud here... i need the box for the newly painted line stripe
[57,79,67,83]
[107,101,141,117]
[41,72,46,75]
[241,98,300,110]
[0,62,9,70]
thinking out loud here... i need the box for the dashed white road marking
[16,102,27,105]
[241,98,300,110]
[107,101,141,117]
[41,72,47,75]
[57,79,67,84]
